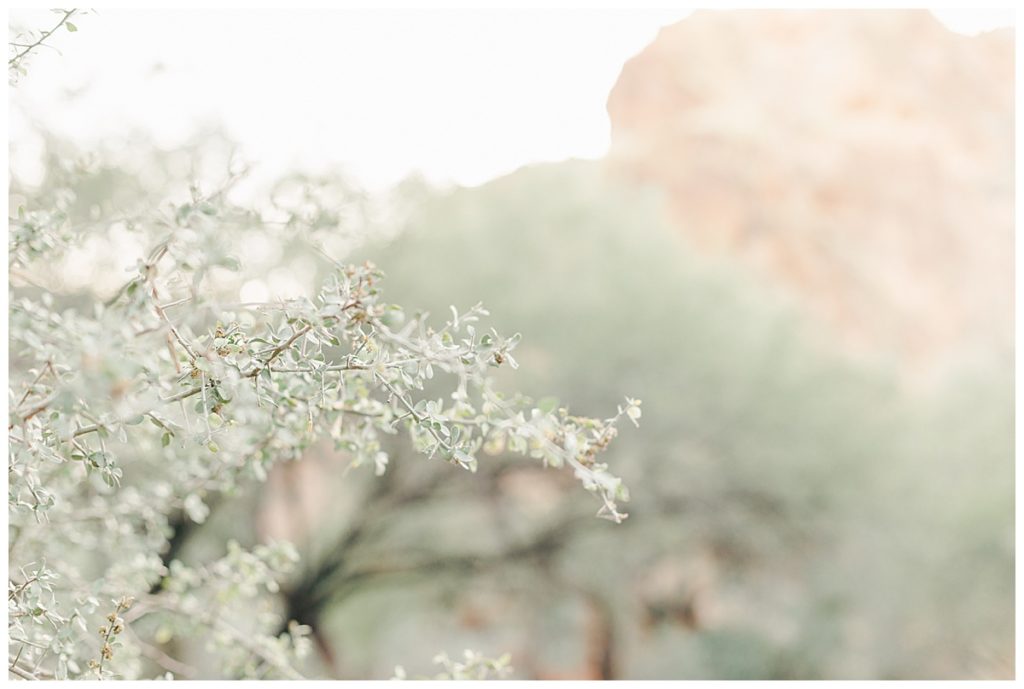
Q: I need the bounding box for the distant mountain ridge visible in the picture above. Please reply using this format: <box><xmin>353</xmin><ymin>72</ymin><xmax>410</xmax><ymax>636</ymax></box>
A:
<box><xmin>606</xmin><ymin>9</ymin><xmax>1014</xmax><ymax>375</ymax></box>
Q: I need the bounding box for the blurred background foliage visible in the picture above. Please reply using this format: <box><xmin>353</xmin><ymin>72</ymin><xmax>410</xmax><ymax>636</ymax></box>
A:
<box><xmin>349</xmin><ymin>159</ymin><xmax>1013</xmax><ymax>679</ymax></box>
<box><xmin>10</xmin><ymin>127</ymin><xmax>1012</xmax><ymax>678</ymax></box>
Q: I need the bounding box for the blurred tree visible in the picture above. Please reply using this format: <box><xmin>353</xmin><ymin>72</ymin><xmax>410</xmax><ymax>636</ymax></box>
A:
<box><xmin>336</xmin><ymin>159</ymin><xmax>1012</xmax><ymax>679</ymax></box>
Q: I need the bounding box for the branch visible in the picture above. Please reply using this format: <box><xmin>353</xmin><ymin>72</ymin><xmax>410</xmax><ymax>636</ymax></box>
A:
<box><xmin>8</xmin><ymin>9</ymin><xmax>78</xmax><ymax>69</ymax></box>
<box><xmin>8</xmin><ymin>661</ymin><xmax>40</xmax><ymax>680</ymax></box>
<box><xmin>161</xmin><ymin>385</ymin><xmax>204</xmax><ymax>404</ymax></box>
<box><xmin>121</xmin><ymin>625</ymin><xmax>197</xmax><ymax>680</ymax></box>
<box><xmin>123</xmin><ymin>597</ymin><xmax>306</xmax><ymax>680</ymax></box>
<box><xmin>245</xmin><ymin>324</ymin><xmax>312</xmax><ymax>378</ymax></box>
<box><xmin>152</xmin><ymin>289</ymin><xmax>199</xmax><ymax>365</ymax></box>
<box><xmin>8</xmin><ymin>393</ymin><xmax>59</xmax><ymax>429</ymax></box>
<box><xmin>14</xmin><ymin>361</ymin><xmax>55</xmax><ymax>409</ymax></box>
<box><xmin>375</xmin><ymin>372</ymin><xmax>453</xmax><ymax>455</ymax></box>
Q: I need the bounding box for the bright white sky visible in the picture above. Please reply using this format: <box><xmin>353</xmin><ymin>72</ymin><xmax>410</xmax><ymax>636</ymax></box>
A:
<box><xmin>8</xmin><ymin>8</ymin><xmax>1016</xmax><ymax>191</ymax></box>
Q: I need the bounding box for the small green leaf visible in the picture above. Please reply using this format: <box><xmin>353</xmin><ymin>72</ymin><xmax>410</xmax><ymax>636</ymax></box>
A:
<box><xmin>453</xmin><ymin>450</ymin><xmax>478</xmax><ymax>473</ymax></box>
<box><xmin>66</xmin><ymin>22</ymin><xmax>78</xmax><ymax>32</ymax></box>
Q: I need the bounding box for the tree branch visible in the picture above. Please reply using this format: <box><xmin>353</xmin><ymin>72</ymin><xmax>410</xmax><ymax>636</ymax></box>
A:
<box><xmin>9</xmin><ymin>9</ymin><xmax>78</xmax><ymax>69</ymax></box>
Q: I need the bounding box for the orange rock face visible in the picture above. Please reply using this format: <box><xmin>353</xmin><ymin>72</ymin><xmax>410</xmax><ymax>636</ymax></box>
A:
<box><xmin>607</xmin><ymin>10</ymin><xmax>1014</xmax><ymax>372</ymax></box>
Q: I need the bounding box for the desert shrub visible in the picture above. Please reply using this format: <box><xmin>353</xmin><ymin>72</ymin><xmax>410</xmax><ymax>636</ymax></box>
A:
<box><xmin>8</xmin><ymin>123</ymin><xmax>641</xmax><ymax>679</ymax></box>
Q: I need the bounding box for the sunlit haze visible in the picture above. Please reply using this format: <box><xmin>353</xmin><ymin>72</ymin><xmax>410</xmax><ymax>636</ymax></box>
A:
<box><xmin>8</xmin><ymin>8</ymin><xmax>1015</xmax><ymax>190</ymax></box>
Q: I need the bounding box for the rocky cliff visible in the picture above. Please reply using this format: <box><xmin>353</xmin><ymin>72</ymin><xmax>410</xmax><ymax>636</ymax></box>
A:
<box><xmin>607</xmin><ymin>10</ymin><xmax>1013</xmax><ymax>373</ymax></box>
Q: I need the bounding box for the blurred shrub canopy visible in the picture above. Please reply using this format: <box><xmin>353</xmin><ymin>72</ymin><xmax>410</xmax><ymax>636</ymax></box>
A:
<box><xmin>352</xmin><ymin>159</ymin><xmax>1013</xmax><ymax>679</ymax></box>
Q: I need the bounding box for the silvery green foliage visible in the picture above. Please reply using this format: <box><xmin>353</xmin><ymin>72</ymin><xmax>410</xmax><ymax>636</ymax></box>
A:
<box><xmin>393</xmin><ymin>650</ymin><xmax>513</xmax><ymax>681</ymax></box>
<box><xmin>8</xmin><ymin>164</ymin><xmax>639</xmax><ymax>678</ymax></box>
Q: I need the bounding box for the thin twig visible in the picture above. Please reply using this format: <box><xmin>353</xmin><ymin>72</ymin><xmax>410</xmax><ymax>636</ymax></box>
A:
<box><xmin>151</xmin><ymin>288</ymin><xmax>198</xmax><ymax>365</ymax></box>
<box><xmin>375</xmin><ymin>372</ymin><xmax>452</xmax><ymax>454</ymax></box>
<box><xmin>162</xmin><ymin>385</ymin><xmax>204</xmax><ymax>404</ymax></box>
<box><xmin>8</xmin><ymin>576</ymin><xmax>38</xmax><ymax>601</ymax></box>
<box><xmin>245</xmin><ymin>324</ymin><xmax>312</xmax><ymax>377</ymax></box>
<box><xmin>15</xmin><ymin>361</ymin><xmax>55</xmax><ymax>409</ymax></box>
<box><xmin>8</xmin><ymin>9</ymin><xmax>77</xmax><ymax>69</ymax></box>
<box><xmin>120</xmin><ymin>626</ymin><xmax>197</xmax><ymax>680</ymax></box>
<box><xmin>8</xmin><ymin>661</ymin><xmax>41</xmax><ymax>680</ymax></box>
